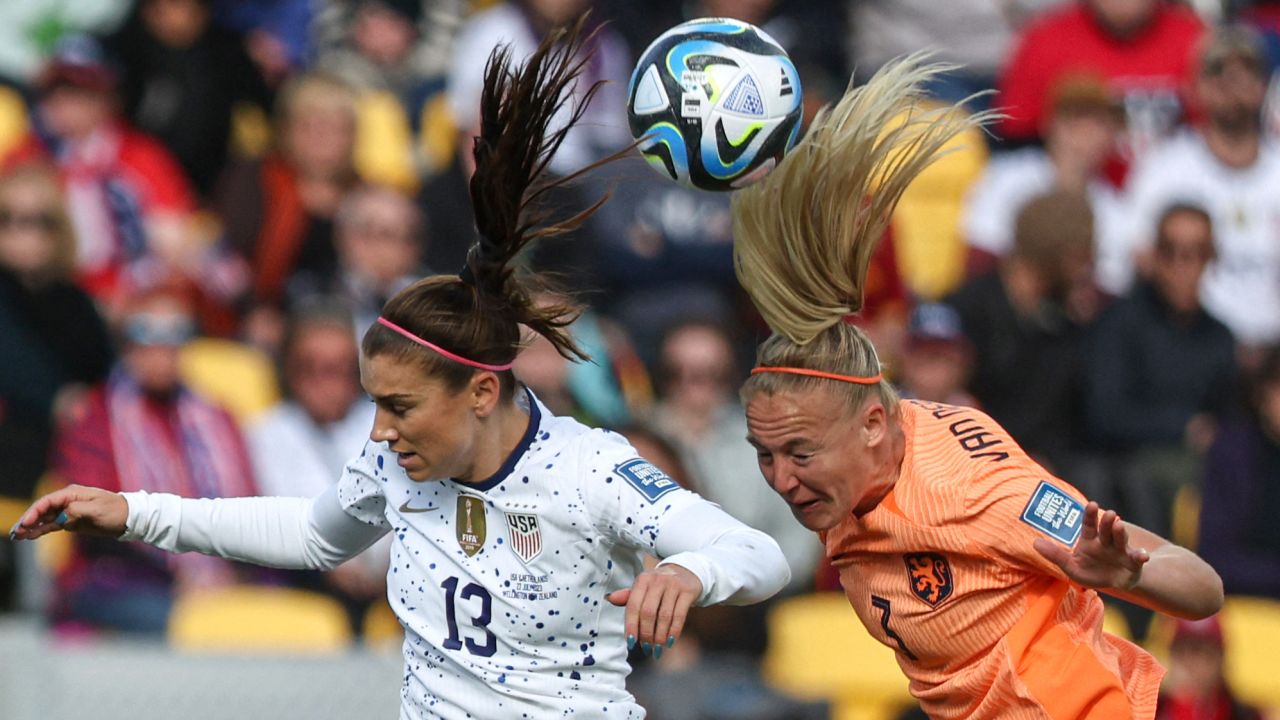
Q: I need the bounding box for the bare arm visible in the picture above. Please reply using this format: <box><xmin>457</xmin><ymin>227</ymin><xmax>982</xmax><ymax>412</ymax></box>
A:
<box><xmin>1034</xmin><ymin>502</ymin><xmax>1223</xmax><ymax>620</ymax></box>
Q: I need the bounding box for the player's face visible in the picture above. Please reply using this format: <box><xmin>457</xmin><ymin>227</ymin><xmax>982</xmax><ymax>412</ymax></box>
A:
<box><xmin>361</xmin><ymin>352</ymin><xmax>485</xmax><ymax>482</ymax></box>
<box><xmin>746</xmin><ymin>387</ymin><xmax>894</xmax><ymax>531</ymax></box>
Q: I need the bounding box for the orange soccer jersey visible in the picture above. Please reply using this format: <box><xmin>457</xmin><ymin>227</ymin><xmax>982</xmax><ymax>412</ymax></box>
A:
<box><xmin>822</xmin><ymin>400</ymin><xmax>1164</xmax><ymax>720</ymax></box>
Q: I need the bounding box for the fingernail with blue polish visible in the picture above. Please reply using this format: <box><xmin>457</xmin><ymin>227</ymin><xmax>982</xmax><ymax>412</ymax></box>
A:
<box><xmin>7</xmin><ymin>522</ymin><xmax>18</xmax><ymax>540</ymax></box>
<box><xmin>626</xmin><ymin>635</ymin><xmax>636</xmax><ymax>650</ymax></box>
<box><xmin>653</xmin><ymin>646</ymin><xmax>663</xmax><ymax>660</ymax></box>
<box><xmin>641</xmin><ymin>642</ymin><xmax>651</xmax><ymax>656</ymax></box>
<box><xmin>55</xmin><ymin>511</ymin><xmax>67</xmax><ymax>526</ymax></box>
<box><xmin>666</xmin><ymin>636</ymin><xmax>675</xmax><ymax>648</ymax></box>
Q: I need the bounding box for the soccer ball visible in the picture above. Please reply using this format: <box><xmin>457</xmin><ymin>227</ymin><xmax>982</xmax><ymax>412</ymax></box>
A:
<box><xmin>626</xmin><ymin>17</ymin><xmax>803</xmax><ymax>192</ymax></box>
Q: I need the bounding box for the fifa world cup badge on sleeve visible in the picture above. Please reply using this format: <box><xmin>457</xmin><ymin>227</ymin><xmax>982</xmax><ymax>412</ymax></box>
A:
<box><xmin>615</xmin><ymin>459</ymin><xmax>680</xmax><ymax>503</ymax></box>
<box><xmin>456</xmin><ymin>494</ymin><xmax>487</xmax><ymax>556</ymax></box>
<box><xmin>1021</xmin><ymin>481</ymin><xmax>1085</xmax><ymax>546</ymax></box>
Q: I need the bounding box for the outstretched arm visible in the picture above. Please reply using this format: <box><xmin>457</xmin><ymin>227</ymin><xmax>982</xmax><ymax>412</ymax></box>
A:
<box><xmin>1034</xmin><ymin>502</ymin><xmax>1223</xmax><ymax>620</ymax></box>
<box><xmin>11</xmin><ymin>484</ymin><xmax>387</xmax><ymax>571</ymax></box>
<box><xmin>606</xmin><ymin>501</ymin><xmax>790</xmax><ymax>657</ymax></box>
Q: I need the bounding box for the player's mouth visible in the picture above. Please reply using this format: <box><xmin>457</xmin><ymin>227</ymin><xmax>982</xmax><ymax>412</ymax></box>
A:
<box><xmin>396</xmin><ymin>451</ymin><xmax>420</xmax><ymax>468</ymax></box>
<box><xmin>793</xmin><ymin>498</ymin><xmax>823</xmax><ymax>514</ymax></box>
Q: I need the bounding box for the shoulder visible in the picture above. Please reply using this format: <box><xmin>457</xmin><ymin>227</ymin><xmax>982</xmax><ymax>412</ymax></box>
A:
<box><xmin>901</xmin><ymin>400</ymin><xmax>1022</xmax><ymax>471</ymax></box>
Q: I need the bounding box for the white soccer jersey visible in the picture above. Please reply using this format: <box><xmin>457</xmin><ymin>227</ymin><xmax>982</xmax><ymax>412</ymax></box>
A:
<box><xmin>335</xmin><ymin>393</ymin><xmax>713</xmax><ymax>719</ymax></box>
<box><xmin>1125</xmin><ymin>131</ymin><xmax>1280</xmax><ymax>345</ymax></box>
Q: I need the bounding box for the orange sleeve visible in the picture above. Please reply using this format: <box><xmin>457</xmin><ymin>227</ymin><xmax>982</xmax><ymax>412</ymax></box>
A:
<box><xmin>964</xmin><ymin>464</ymin><xmax>1090</xmax><ymax>581</ymax></box>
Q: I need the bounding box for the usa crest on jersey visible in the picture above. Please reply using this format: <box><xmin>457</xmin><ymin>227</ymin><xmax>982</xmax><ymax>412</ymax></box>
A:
<box><xmin>505</xmin><ymin>512</ymin><xmax>543</xmax><ymax>563</ymax></box>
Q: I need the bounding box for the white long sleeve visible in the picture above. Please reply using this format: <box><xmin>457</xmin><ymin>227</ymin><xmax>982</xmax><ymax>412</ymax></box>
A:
<box><xmin>120</xmin><ymin>484</ymin><xmax>388</xmax><ymax>571</ymax></box>
<box><xmin>654</xmin><ymin>501</ymin><xmax>791</xmax><ymax>606</ymax></box>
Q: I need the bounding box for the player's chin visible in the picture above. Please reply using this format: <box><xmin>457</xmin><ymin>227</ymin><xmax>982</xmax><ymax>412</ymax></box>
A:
<box><xmin>791</xmin><ymin>499</ymin><xmax>838</xmax><ymax>531</ymax></box>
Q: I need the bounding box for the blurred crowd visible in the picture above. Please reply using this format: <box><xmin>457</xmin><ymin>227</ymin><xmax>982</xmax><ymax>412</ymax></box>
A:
<box><xmin>0</xmin><ymin>0</ymin><xmax>1279</xmax><ymax>718</ymax></box>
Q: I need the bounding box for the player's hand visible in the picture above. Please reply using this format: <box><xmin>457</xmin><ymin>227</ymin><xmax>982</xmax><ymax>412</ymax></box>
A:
<box><xmin>606</xmin><ymin>564</ymin><xmax>702</xmax><ymax>659</ymax></box>
<box><xmin>8</xmin><ymin>485</ymin><xmax>129</xmax><ymax>541</ymax></box>
<box><xmin>1033</xmin><ymin>502</ymin><xmax>1149</xmax><ymax>592</ymax></box>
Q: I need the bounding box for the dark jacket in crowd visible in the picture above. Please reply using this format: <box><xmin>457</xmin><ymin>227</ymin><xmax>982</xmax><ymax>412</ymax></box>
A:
<box><xmin>0</xmin><ymin>268</ymin><xmax>114</xmax><ymax>497</ymax></box>
<box><xmin>1084</xmin><ymin>281</ymin><xmax>1237</xmax><ymax>450</ymax></box>
<box><xmin>945</xmin><ymin>271</ymin><xmax>1087</xmax><ymax>468</ymax></box>
<box><xmin>1198</xmin><ymin>413</ymin><xmax>1280</xmax><ymax>599</ymax></box>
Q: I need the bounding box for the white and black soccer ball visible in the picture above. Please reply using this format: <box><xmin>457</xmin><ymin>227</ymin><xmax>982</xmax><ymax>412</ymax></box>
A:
<box><xmin>626</xmin><ymin>17</ymin><xmax>802</xmax><ymax>192</ymax></box>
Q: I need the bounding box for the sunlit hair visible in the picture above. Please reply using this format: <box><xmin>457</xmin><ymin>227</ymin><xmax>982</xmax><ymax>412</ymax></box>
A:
<box><xmin>362</xmin><ymin>17</ymin><xmax>626</xmax><ymax>400</ymax></box>
<box><xmin>0</xmin><ymin>162</ymin><xmax>76</xmax><ymax>280</ymax></box>
<box><xmin>734</xmin><ymin>55</ymin><xmax>997</xmax><ymax>412</ymax></box>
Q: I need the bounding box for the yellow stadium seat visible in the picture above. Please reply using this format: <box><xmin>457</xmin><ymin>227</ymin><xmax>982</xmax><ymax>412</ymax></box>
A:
<box><xmin>764</xmin><ymin>592</ymin><xmax>914</xmax><ymax>720</ymax></box>
<box><xmin>354</xmin><ymin>90</ymin><xmax>421</xmax><ymax>193</ymax></box>
<box><xmin>179</xmin><ymin>338</ymin><xmax>280</xmax><ymax>424</ymax></box>
<box><xmin>363</xmin><ymin>599</ymin><xmax>403</xmax><ymax>650</ymax></box>
<box><xmin>0</xmin><ymin>85</ymin><xmax>28</xmax><ymax>162</ymax></box>
<box><xmin>168</xmin><ymin>586</ymin><xmax>352</xmax><ymax>653</ymax></box>
<box><xmin>887</xmin><ymin>104</ymin><xmax>988</xmax><ymax>300</ymax></box>
<box><xmin>1220</xmin><ymin>597</ymin><xmax>1280</xmax><ymax>713</ymax></box>
<box><xmin>1102</xmin><ymin>603</ymin><xmax>1132</xmax><ymax>642</ymax></box>
<box><xmin>0</xmin><ymin>495</ymin><xmax>26</xmax><ymax>530</ymax></box>
<box><xmin>1170</xmin><ymin>484</ymin><xmax>1200</xmax><ymax>551</ymax></box>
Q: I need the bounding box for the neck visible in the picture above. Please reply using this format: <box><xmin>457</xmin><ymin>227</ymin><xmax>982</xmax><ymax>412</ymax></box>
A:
<box><xmin>460</xmin><ymin>395</ymin><xmax>531</xmax><ymax>483</ymax></box>
<box><xmin>1204</xmin><ymin>124</ymin><xmax>1260</xmax><ymax>169</ymax></box>
<box><xmin>854</xmin><ymin>414</ymin><xmax>906</xmax><ymax>516</ymax></box>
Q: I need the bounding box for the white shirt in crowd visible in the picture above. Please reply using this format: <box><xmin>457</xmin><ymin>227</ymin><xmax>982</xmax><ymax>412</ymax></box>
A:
<box><xmin>247</xmin><ymin>400</ymin><xmax>374</xmax><ymax>499</ymax></box>
<box><xmin>122</xmin><ymin>391</ymin><xmax>787</xmax><ymax>720</ymax></box>
<box><xmin>962</xmin><ymin>147</ymin><xmax>1133</xmax><ymax>295</ymax></box>
<box><xmin>1125</xmin><ymin>131</ymin><xmax>1280</xmax><ymax>346</ymax></box>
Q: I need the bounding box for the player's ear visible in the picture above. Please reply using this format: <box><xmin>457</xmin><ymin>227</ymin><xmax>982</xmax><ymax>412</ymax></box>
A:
<box><xmin>469</xmin><ymin>371</ymin><xmax>501</xmax><ymax>418</ymax></box>
<box><xmin>860</xmin><ymin>398</ymin><xmax>888</xmax><ymax>448</ymax></box>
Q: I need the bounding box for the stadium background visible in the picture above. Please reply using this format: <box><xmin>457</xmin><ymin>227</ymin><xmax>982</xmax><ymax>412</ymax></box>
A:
<box><xmin>0</xmin><ymin>0</ymin><xmax>1278</xmax><ymax>718</ymax></box>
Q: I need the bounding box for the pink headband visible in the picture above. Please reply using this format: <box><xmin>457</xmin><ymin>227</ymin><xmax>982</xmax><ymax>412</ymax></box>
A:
<box><xmin>375</xmin><ymin>317</ymin><xmax>515</xmax><ymax>372</ymax></box>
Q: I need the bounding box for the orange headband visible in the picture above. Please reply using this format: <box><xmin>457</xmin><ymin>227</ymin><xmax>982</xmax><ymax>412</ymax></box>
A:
<box><xmin>750</xmin><ymin>367</ymin><xmax>883</xmax><ymax>385</ymax></box>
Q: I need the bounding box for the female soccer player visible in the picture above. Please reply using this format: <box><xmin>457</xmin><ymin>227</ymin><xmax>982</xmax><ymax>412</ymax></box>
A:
<box><xmin>11</xmin><ymin>22</ymin><xmax>789</xmax><ymax>719</ymax></box>
<box><xmin>731</xmin><ymin>57</ymin><xmax>1224</xmax><ymax>720</ymax></box>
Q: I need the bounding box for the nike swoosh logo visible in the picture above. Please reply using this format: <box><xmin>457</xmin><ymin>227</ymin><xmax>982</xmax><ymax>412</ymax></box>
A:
<box><xmin>714</xmin><ymin>118</ymin><xmax>761</xmax><ymax>166</ymax></box>
<box><xmin>399</xmin><ymin>501</ymin><xmax>443</xmax><ymax>514</ymax></box>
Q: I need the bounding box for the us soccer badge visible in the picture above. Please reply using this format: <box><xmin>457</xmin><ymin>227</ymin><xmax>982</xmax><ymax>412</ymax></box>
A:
<box><xmin>505</xmin><ymin>512</ymin><xmax>543</xmax><ymax>564</ymax></box>
<box><xmin>456</xmin><ymin>494</ymin><xmax>487</xmax><ymax>556</ymax></box>
<box><xmin>904</xmin><ymin>552</ymin><xmax>954</xmax><ymax>608</ymax></box>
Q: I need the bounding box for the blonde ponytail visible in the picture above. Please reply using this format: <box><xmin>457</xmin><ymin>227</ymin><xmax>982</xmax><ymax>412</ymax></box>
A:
<box><xmin>733</xmin><ymin>54</ymin><xmax>998</xmax><ymax>346</ymax></box>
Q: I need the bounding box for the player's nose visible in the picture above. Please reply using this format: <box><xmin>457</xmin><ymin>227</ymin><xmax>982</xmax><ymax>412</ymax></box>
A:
<box><xmin>763</xmin><ymin>462</ymin><xmax>800</xmax><ymax>497</ymax></box>
<box><xmin>370</xmin><ymin>408</ymin><xmax>399</xmax><ymax>443</ymax></box>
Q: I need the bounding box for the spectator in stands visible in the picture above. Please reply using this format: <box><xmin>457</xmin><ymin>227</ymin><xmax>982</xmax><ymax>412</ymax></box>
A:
<box><xmin>0</xmin><ymin>1</ymin><xmax>130</xmax><ymax>85</ymax></box>
<box><xmin>216</xmin><ymin>73</ymin><xmax>360</xmax><ymax>351</ymax></box>
<box><xmin>1155</xmin><ymin>616</ymin><xmax>1263</xmax><ymax>720</ymax></box>
<box><xmin>246</xmin><ymin>300</ymin><xmax>385</xmax><ymax>631</ymax></box>
<box><xmin>946</xmin><ymin>191</ymin><xmax>1104</xmax><ymax>484</ymax></box>
<box><xmin>1125</xmin><ymin>26</ymin><xmax>1280</xmax><ymax>355</ymax></box>
<box><xmin>313</xmin><ymin>0</ymin><xmax>468</xmax><ymax>185</ymax></box>
<box><xmin>106</xmin><ymin>0</ymin><xmax>273</xmax><ymax>198</ymax></box>
<box><xmin>1198</xmin><ymin>346</ymin><xmax>1280</xmax><ymax>600</ymax></box>
<box><xmin>584</xmin><ymin>155</ymin><xmax>739</xmax><ymax>366</ymax></box>
<box><xmin>649</xmin><ymin>320</ymin><xmax>820</xmax><ymax>591</ymax></box>
<box><xmin>896</xmin><ymin>302</ymin><xmax>977</xmax><ymax>408</ymax></box>
<box><xmin>1084</xmin><ymin>204</ymin><xmax>1236</xmax><ymax>540</ymax></box>
<box><xmin>848</xmin><ymin>0</ymin><xmax>1062</xmax><ymax>107</ymax></box>
<box><xmin>50</xmin><ymin>286</ymin><xmax>259</xmax><ymax>633</ymax></box>
<box><xmin>0</xmin><ymin>163</ymin><xmax>113</xmax><ymax>502</ymax></box>
<box><xmin>210</xmin><ymin>0</ymin><xmax>311</xmax><ymax>86</ymax></box>
<box><xmin>512</xmin><ymin>291</ymin><xmax>645</xmax><ymax>428</ymax></box>
<box><xmin>316</xmin><ymin>184</ymin><xmax>426</xmax><ymax>335</ymax></box>
<box><xmin>448</xmin><ymin>0</ymin><xmax>630</xmax><ymax>175</ymax></box>
<box><xmin>965</xmin><ymin>75</ymin><xmax>1133</xmax><ymax>294</ymax></box>
<box><xmin>996</xmin><ymin>0</ymin><xmax>1205</xmax><ymax>153</ymax></box>
<box><xmin>8</xmin><ymin>34</ymin><xmax>198</xmax><ymax>310</ymax></box>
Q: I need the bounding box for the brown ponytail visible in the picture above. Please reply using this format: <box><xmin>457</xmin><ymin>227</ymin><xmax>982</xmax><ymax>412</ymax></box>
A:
<box><xmin>363</xmin><ymin>15</ymin><xmax>623</xmax><ymax>397</ymax></box>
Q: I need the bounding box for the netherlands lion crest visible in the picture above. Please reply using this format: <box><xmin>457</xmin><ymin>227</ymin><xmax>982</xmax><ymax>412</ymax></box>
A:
<box><xmin>904</xmin><ymin>552</ymin><xmax>954</xmax><ymax>608</ymax></box>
